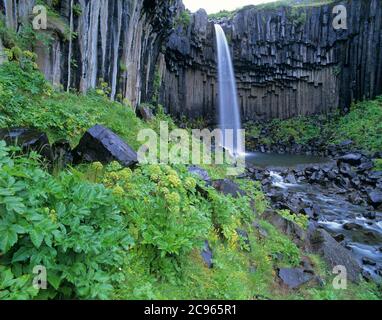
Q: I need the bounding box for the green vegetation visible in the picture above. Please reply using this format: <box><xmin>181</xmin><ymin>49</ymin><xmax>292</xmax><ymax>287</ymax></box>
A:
<box><xmin>374</xmin><ymin>159</ymin><xmax>382</xmax><ymax>171</ymax></box>
<box><xmin>174</xmin><ymin>11</ymin><xmax>191</xmax><ymax>29</ymax></box>
<box><xmin>246</xmin><ymin>96</ymin><xmax>382</xmax><ymax>153</ymax></box>
<box><xmin>278</xmin><ymin>210</ymin><xmax>309</xmax><ymax>230</ymax></box>
<box><xmin>0</xmin><ymin>40</ymin><xmax>380</xmax><ymax>300</ymax></box>
<box><xmin>208</xmin><ymin>10</ymin><xmax>238</xmax><ymax>20</ymax></box>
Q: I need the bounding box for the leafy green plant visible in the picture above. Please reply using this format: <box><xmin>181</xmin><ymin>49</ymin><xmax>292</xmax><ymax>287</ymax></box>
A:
<box><xmin>278</xmin><ymin>209</ymin><xmax>309</xmax><ymax>230</ymax></box>
<box><xmin>0</xmin><ymin>142</ymin><xmax>131</xmax><ymax>299</ymax></box>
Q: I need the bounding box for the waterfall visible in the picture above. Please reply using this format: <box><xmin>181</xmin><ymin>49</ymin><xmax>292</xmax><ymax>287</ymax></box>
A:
<box><xmin>214</xmin><ymin>24</ymin><xmax>244</xmax><ymax>157</ymax></box>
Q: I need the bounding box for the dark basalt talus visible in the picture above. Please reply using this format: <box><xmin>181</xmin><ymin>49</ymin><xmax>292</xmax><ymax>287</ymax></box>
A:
<box><xmin>73</xmin><ymin>125</ymin><xmax>138</xmax><ymax>167</ymax></box>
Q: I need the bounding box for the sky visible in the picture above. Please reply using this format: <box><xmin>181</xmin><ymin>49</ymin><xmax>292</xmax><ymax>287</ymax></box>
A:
<box><xmin>182</xmin><ymin>0</ymin><xmax>276</xmax><ymax>14</ymax></box>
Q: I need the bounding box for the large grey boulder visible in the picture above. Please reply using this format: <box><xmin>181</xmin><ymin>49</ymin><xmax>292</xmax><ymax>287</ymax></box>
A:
<box><xmin>212</xmin><ymin>179</ymin><xmax>246</xmax><ymax>198</ymax></box>
<box><xmin>278</xmin><ymin>268</ymin><xmax>315</xmax><ymax>289</ymax></box>
<box><xmin>262</xmin><ymin>210</ymin><xmax>309</xmax><ymax>250</ymax></box>
<box><xmin>73</xmin><ymin>125</ymin><xmax>137</xmax><ymax>167</ymax></box>
<box><xmin>309</xmin><ymin>229</ymin><xmax>361</xmax><ymax>283</ymax></box>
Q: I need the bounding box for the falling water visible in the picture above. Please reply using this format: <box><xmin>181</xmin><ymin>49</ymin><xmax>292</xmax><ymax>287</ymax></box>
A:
<box><xmin>214</xmin><ymin>24</ymin><xmax>244</xmax><ymax>156</ymax></box>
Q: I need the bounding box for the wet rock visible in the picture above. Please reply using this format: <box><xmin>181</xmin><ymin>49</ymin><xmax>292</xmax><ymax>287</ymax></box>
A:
<box><xmin>333</xmin><ymin>234</ymin><xmax>345</xmax><ymax>242</ymax></box>
<box><xmin>367</xmin><ymin>191</ymin><xmax>382</xmax><ymax>208</ymax></box>
<box><xmin>357</xmin><ymin>161</ymin><xmax>374</xmax><ymax>173</ymax></box>
<box><xmin>278</xmin><ymin>268</ymin><xmax>314</xmax><ymax>289</ymax></box>
<box><xmin>362</xmin><ymin>212</ymin><xmax>376</xmax><ymax>220</ymax></box>
<box><xmin>339</xmin><ymin>140</ymin><xmax>354</xmax><ymax>148</ymax></box>
<box><xmin>285</xmin><ymin>173</ymin><xmax>297</xmax><ymax>184</ymax></box>
<box><xmin>236</xmin><ymin>229</ymin><xmax>251</xmax><ymax>250</ymax></box>
<box><xmin>362</xmin><ymin>270</ymin><xmax>374</xmax><ymax>282</ymax></box>
<box><xmin>309</xmin><ymin>229</ymin><xmax>361</xmax><ymax>283</ymax></box>
<box><xmin>138</xmin><ymin>105</ymin><xmax>154</xmax><ymax>121</ymax></box>
<box><xmin>338</xmin><ymin>153</ymin><xmax>363</xmax><ymax>166</ymax></box>
<box><xmin>263</xmin><ymin>210</ymin><xmax>308</xmax><ymax>249</ymax></box>
<box><xmin>73</xmin><ymin>125</ymin><xmax>138</xmax><ymax>167</ymax></box>
<box><xmin>212</xmin><ymin>179</ymin><xmax>246</xmax><ymax>198</ymax></box>
<box><xmin>362</xmin><ymin>257</ymin><xmax>377</xmax><ymax>266</ymax></box>
<box><xmin>201</xmin><ymin>240</ymin><xmax>213</xmax><ymax>269</ymax></box>
<box><xmin>343</xmin><ymin>223</ymin><xmax>363</xmax><ymax>231</ymax></box>
<box><xmin>0</xmin><ymin>128</ymin><xmax>52</xmax><ymax>160</ymax></box>
<box><xmin>252</xmin><ymin>221</ymin><xmax>269</xmax><ymax>238</ymax></box>
<box><xmin>188</xmin><ymin>165</ymin><xmax>211</xmax><ymax>182</ymax></box>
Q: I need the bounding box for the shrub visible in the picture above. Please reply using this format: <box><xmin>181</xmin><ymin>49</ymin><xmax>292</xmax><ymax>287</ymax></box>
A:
<box><xmin>0</xmin><ymin>142</ymin><xmax>131</xmax><ymax>299</ymax></box>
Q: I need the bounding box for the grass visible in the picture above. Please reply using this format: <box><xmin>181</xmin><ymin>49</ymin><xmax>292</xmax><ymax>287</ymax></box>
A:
<box><xmin>0</xmin><ymin>47</ymin><xmax>380</xmax><ymax>300</ymax></box>
<box><xmin>246</xmin><ymin>96</ymin><xmax>382</xmax><ymax>153</ymax></box>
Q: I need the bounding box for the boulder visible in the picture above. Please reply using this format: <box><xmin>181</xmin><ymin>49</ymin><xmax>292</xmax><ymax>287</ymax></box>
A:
<box><xmin>201</xmin><ymin>240</ymin><xmax>213</xmax><ymax>269</ymax></box>
<box><xmin>367</xmin><ymin>191</ymin><xmax>382</xmax><ymax>208</ymax></box>
<box><xmin>73</xmin><ymin>125</ymin><xmax>138</xmax><ymax>167</ymax></box>
<box><xmin>278</xmin><ymin>268</ymin><xmax>314</xmax><ymax>289</ymax></box>
<box><xmin>138</xmin><ymin>105</ymin><xmax>154</xmax><ymax>121</ymax></box>
<box><xmin>188</xmin><ymin>165</ymin><xmax>211</xmax><ymax>182</ymax></box>
<box><xmin>212</xmin><ymin>179</ymin><xmax>246</xmax><ymax>198</ymax></box>
<box><xmin>338</xmin><ymin>153</ymin><xmax>363</xmax><ymax>166</ymax></box>
<box><xmin>236</xmin><ymin>229</ymin><xmax>251</xmax><ymax>250</ymax></box>
<box><xmin>0</xmin><ymin>128</ymin><xmax>52</xmax><ymax>160</ymax></box>
<box><xmin>262</xmin><ymin>210</ymin><xmax>308</xmax><ymax>249</ymax></box>
<box><xmin>309</xmin><ymin>229</ymin><xmax>361</xmax><ymax>282</ymax></box>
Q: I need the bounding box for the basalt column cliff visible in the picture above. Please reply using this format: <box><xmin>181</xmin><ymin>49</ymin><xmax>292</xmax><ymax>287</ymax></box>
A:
<box><xmin>161</xmin><ymin>0</ymin><xmax>382</xmax><ymax>123</ymax></box>
<box><xmin>1</xmin><ymin>0</ymin><xmax>381</xmax><ymax>123</ymax></box>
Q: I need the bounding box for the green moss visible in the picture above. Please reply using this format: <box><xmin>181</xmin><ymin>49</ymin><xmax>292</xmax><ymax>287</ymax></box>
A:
<box><xmin>246</xmin><ymin>96</ymin><xmax>382</xmax><ymax>153</ymax></box>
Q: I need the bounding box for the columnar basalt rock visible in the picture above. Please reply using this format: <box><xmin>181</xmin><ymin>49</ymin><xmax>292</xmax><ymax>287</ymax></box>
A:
<box><xmin>1</xmin><ymin>0</ymin><xmax>381</xmax><ymax>123</ymax></box>
<box><xmin>0</xmin><ymin>0</ymin><xmax>182</xmax><ymax>106</ymax></box>
<box><xmin>161</xmin><ymin>0</ymin><xmax>382</xmax><ymax>123</ymax></box>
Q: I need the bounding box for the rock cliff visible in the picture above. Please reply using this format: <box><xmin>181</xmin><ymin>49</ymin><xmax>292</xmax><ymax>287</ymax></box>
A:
<box><xmin>0</xmin><ymin>0</ymin><xmax>182</xmax><ymax>107</ymax></box>
<box><xmin>161</xmin><ymin>0</ymin><xmax>382</xmax><ymax>123</ymax></box>
<box><xmin>1</xmin><ymin>0</ymin><xmax>381</xmax><ymax>124</ymax></box>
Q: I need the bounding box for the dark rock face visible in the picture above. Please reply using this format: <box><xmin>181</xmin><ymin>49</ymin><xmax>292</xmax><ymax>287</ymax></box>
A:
<box><xmin>278</xmin><ymin>268</ymin><xmax>314</xmax><ymax>289</ymax></box>
<box><xmin>1</xmin><ymin>0</ymin><xmax>183</xmax><ymax>107</ymax></box>
<box><xmin>262</xmin><ymin>210</ymin><xmax>308</xmax><ymax>250</ymax></box>
<box><xmin>212</xmin><ymin>179</ymin><xmax>246</xmax><ymax>198</ymax></box>
<box><xmin>201</xmin><ymin>240</ymin><xmax>213</xmax><ymax>268</ymax></box>
<box><xmin>367</xmin><ymin>191</ymin><xmax>382</xmax><ymax>208</ymax></box>
<box><xmin>188</xmin><ymin>165</ymin><xmax>211</xmax><ymax>182</ymax></box>
<box><xmin>138</xmin><ymin>105</ymin><xmax>155</xmax><ymax>121</ymax></box>
<box><xmin>338</xmin><ymin>153</ymin><xmax>363</xmax><ymax>166</ymax></box>
<box><xmin>161</xmin><ymin>0</ymin><xmax>382</xmax><ymax>123</ymax></box>
<box><xmin>0</xmin><ymin>128</ymin><xmax>52</xmax><ymax>160</ymax></box>
<box><xmin>309</xmin><ymin>229</ymin><xmax>361</xmax><ymax>283</ymax></box>
<box><xmin>73</xmin><ymin>125</ymin><xmax>138</xmax><ymax>167</ymax></box>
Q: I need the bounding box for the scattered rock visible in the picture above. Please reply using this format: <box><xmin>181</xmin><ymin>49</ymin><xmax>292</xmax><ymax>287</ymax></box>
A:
<box><xmin>362</xmin><ymin>257</ymin><xmax>376</xmax><ymax>266</ymax></box>
<box><xmin>278</xmin><ymin>268</ymin><xmax>314</xmax><ymax>289</ymax></box>
<box><xmin>333</xmin><ymin>234</ymin><xmax>345</xmax><ymax>242</ymax></box>
<box><xmin>138</xmin><ymin>105</ymin><xmax>154</xmax><ymax>121</ymax></box>
<box><xmin>367</xmin><ymin>191</ymin><xmax>382</xmax><ymax>208</ymax></box>
<box><xmin>343</xmin><ymin>223</ymin><xmax>363</xmax><ymax>231</ymax></box>
<box><xmin>201</xmin><ymin>240</ymin><xmax>213</xmax><ymax>269</ymax></box>
<box><xmin>188</xmin><ymin>165</ymin><xmax>211</xmax><ymax>182</ymax></box>
<box><xmin>362</xmin><ymin>212</ymin><xmax>376</xmax><ymax>220</ymax></box>
<box><xmin>309</xmin><ymin>229</ymin><xmax>361</xmax><ymax>283</ymax></box>
<box><xmin>212</xmin><ymin>179</ymin><xmax>246</xmax><ymax>198</ymax></box>
<box><xmin>338</xmin><ymin>153</ymin><xmax>363</xmax><ymax>166</ymax></box>
<box><xmin>73</xmin><ymin>125</ymin><xmax>138</xmax><ymax>167</ymax></box>
<box><xmin>236</xmin><ymin>229</ymin><xmax>251</xmax><ymax>250</ymax></box>
<box><xmin>262</xmin><ymin>210</ymin><xmax>308</xmax><ymax>249</ymax></box>
<box><xmin>0</xmin><ymin>128</ymin><xmax>52</xmax><ymax>160</ymax></box>
<box><xmin>252</xmin><ymin>221</ymin><xmax>269</xmax><ymax>238</ymax></box>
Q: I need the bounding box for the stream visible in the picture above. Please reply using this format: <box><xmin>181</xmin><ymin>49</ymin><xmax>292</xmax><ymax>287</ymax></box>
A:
<box><xmin>247</xmin><ymin>152</ymin><xmax>382</xmax><ymax>282</ymax></box>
